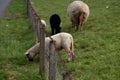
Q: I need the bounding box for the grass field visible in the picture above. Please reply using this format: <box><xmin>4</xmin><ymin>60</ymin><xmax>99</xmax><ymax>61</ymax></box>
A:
<box><xmin>0</xmin><ymin>0</ymin><xmax>120</xmax><ymax>80</ymax></box>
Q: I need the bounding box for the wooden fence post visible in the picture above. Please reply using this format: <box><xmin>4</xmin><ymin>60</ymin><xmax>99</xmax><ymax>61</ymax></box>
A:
<box><xmin>25</xmin><ymin>0</ymin><xmax>28</xmax><ymax>15</ymax></box>
<box><xmin>38</xmin><ymin>20</ymin><xmax>45</xmax><ymax>75</ymax></box>
<box><xmin>28</xmin><ymin>5</ymin><xmax>32</xmax><ymax>28</ymax></box>
<box><xmin>49</xmin><ymin>41</ymin><xmax>57</xmax><ymax>80</ymax></box>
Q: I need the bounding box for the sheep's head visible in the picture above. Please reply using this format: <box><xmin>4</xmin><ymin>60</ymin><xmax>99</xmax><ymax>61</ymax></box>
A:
<box><xmin>25</xmin><ymin>51</ymin><xmax>34</xmax><ymax>61</ymax></box>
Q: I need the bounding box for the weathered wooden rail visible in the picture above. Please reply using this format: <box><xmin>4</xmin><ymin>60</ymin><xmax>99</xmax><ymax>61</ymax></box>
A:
<box><xmin>25</xmin><ymin>0</ymin><xmax>45</xmax><ymax>76</ymax></box>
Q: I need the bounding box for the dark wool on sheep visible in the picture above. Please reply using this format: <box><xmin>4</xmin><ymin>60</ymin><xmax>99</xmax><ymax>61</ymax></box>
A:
<box><xmin>50</xmin><ymin>14</ymin><xmax>61</xmax><ymax>35</ymax></box>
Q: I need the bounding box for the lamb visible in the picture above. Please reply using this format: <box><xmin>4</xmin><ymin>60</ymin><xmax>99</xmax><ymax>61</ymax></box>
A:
<box><xmin>67</xmin><ymin>0</ymin><xmax>90</xmax><ymax>31</ymax></box>
<box><xmin>25</xmin><ymin>32</ymin><xmax>74</xmax><ymax>61</ymax></box>
<box><xmin>49</xmin><ymin>14</ymin><xmax>61</xmax><ymax>35</ymax></box>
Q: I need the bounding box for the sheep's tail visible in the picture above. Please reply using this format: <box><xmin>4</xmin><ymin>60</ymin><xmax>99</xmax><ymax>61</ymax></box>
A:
<box><xmin>79</xmin><ymin>11</ymin><xmax>86</xmax><ymax>31</ymax></box>
<box><xmin>72</xmin><ymin>10</ymin><xmax>82</xmax><ymax>30</ymax></box>
<box><xmin>70</xmin><ymin>36</ymin><xmax>74</xmax><ymax>57</ymax></box>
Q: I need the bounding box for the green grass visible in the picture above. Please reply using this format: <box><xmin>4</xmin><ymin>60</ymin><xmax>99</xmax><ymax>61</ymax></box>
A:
<box><xmin>0</xmin><ymin>0</ymin><xmax>120</xmax><ymax>80</ymax></box>
<box><xmin>0</xmin><ymin>0</ymin><xmax>41</xmax><ymax>80</ymax></box>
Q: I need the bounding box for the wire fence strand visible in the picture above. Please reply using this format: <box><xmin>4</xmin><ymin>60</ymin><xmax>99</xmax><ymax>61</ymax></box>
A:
<box><xmin>25</xmin><ymin>0</ymin><xmax>72</xmax><ymax>80</ymax></box>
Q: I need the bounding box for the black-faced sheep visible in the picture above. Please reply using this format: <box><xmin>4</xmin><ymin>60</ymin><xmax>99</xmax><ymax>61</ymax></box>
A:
<box><xmin>25</xmin><ymin>32</ymin><xmax>74</xmax><ymax>61</ymax></box>
<box><xmin>25</xmin><ymin>43</ymin><xmax>40</xmax><ymax>61</ymax></box>
<box><xmin>49</xmin><ymin>14</ymin><xmax>61</xmax><ymax>35</ymax></box>
<box><xmin>67</xmin><ymin>0</ymin><xmax>90</xmax><ymax>31</ymax></box>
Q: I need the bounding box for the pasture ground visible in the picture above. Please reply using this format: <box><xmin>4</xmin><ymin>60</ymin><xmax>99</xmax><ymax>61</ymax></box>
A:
<box><xmin>0</xmin><ymin>0</ymin><xmax>120</xmax><ymax>80</ymax></box>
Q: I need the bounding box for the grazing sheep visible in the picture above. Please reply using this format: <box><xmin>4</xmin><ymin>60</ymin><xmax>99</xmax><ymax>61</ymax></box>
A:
<box><xmin>49</xmin><ymin>14</ymin><xmax>61</xmax><ymax>35</ymax></box>
<box><xmin>25</xmin><ymin>43</ymin><xmax>40</xmax><ymax>61</ymax></box>
<box><xmin>67</xmin><ymin>0</ymin><xmax>90</xmax><ymax>31</ymax></box>
<box><xmin>25</xmin><ymin>32</ymin><xmax>74</xmax><ymax>61</ymax></box>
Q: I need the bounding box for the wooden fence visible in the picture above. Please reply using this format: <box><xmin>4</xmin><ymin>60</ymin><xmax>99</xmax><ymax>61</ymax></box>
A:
<box><xmin>25</xmin><ymin>0</ymin><xmax>45</xmax><ymax>75</ymax></box>
<box><xmin>25</xmin><ymin>0</ymin><xmax>72</xmax><ymax>80</ymax></box>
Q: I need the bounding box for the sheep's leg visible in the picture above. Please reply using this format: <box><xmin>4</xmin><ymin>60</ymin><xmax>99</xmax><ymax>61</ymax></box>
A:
<box><xmin>72</xmin><ymin>21</ymin><xmax>74</xmax><ymax>28</ymax></box>
<box><xmin>71</xmin><ymin>51</ymin><xmax>75</xmax><ymax>61</ymax></box>
<box><xmin>74</xmin><ymin>17</ymin><xmax>80</xmax><ymax>31</ymax></box>
<box><xmin>64</xmin><ymin>48</ymin><xmax>73</xmax><ymax>61</ymax></box>
<box><xmin>80</xmin><ymin>26</ymin><xmax>83</xmax><ymax>31</ymax></box>
<box><xmin>75</xmin><ymin>26</ymin><xmax>79</xmax><ymax>31</ymax></box>
<box><xmin>79</xmin><ymin>14</ymin><xmax>84</xmax><ymax>31</ymax></box>
<box><xmin>79</xmin><ymin>20</ymin><xmax>83</xmax><ymax>31</ymax></box>
<box><xmin>68</xmin><ymin>53</ymin><xmax>72</xmax><ymax>61</ymax></box>
<box><xmin>73</xmin><ymin>22</ymin><xmax>77</xmax><ymax>31</ymax></box>
<box><xmin>70</xmin><ymin>18</ymin><xmax>73</xmax><ymax>27</ymax></box>
<box><xmin>55</xmin><ymin>27</ymin><xmax>61</xmax><ymax>34</ymax></box>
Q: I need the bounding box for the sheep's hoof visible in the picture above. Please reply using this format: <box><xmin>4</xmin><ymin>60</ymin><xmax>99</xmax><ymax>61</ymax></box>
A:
<box><xmin>74</xmin><ymin>26</ymin><xmax>78</xmax><ymax>31</ymax></box>
<box><xmin>68</xmin><ymin>57</ymin><xmax>72</xmax><ymax>62</ymax></box>
<box><xmin>75</xmin><ymin>29</ymin><xmax>78</xmax><ymax>32</ymax></box>
<box><xmin>80</xmin><ymin>27</ymin><xmax>83</xmax><ymax>31</ymax></box>
<box><xmin>71</xmin><ymin>56</ymin><xmax>75</xmax><ymax>61</ymax></box>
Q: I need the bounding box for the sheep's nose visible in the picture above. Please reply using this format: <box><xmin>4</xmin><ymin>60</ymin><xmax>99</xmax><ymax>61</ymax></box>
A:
<box><xmin>29</xmin><ymin>59</ymin><xmax>33</xmax><ymax>61</ymax></box>
<box><xmin>26</xmin><ymin>54</ymin><xmax>29</xmax><ymax>57</ymax></box>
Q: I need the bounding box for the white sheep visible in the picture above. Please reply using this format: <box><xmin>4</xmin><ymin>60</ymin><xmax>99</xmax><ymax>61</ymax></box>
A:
<box><xmin>67</xmin><ymin>0</ymin><xmax>90</xmax><ymax>31</ymax></box>
<box><xmin>25</xmin><ymin>32</ymin><xmax>75</xmax><ymax>61</ymax></box>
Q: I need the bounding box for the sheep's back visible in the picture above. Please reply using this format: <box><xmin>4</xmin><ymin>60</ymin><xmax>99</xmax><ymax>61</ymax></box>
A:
<box><xmin>46</xmin><ymin>32</ymin><xmax>72</xmax><ymax>50</ymax></box>
<box><xmin>67</xmin><ymin>1</ymin><xmax>89</xmax><ymax>18</ymax></box>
